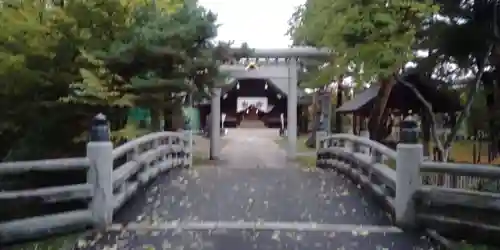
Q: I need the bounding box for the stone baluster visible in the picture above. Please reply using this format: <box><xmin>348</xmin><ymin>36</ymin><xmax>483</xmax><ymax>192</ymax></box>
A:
<box><xmin>395</xmin><ymin>119</ymin><xmax>422</xmax><ymax>229</ymax></box>
<box><xmin>87</xmin><ymin>113</ymin><xmax>113</xmax><ymax>229</ymax></box>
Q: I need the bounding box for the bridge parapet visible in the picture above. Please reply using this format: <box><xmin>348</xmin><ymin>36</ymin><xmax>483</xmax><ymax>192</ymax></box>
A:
<box><xmin>316</xmin><ymin>133</ymin><xmax>500</xmax><ymax>246</ymax></box>
<box><xmin>0</xmin><ymin>114</ymin><xmax>191</xmax><ymax>244</ymax></box>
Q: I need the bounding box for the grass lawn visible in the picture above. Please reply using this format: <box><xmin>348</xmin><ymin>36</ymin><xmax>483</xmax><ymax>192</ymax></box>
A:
<box><xmin>370</xmin><ymin>141</ymin><xmax>499</xmax><ymax>168</ymax></box>
<box><xmin>276</xmin><ymin>135</ymin><xmax>500</xmax><ymax>169</ymax></box>
<box><xmin>277</xmin><ymin>135</ymin><xmax>500</xmax><ymax>164</ymax></box>
<box><xmin>275</xmin><ymin>135</ymin><xmax>318</xmax><ymax>169</ymax></box>
<box><xmin>275</xmin><ymin>135</ymin><xmax>313</xmax><ymax>153</ymax></box>
<box><xmin>434</xmin><ymin>140</ymin><xmax>500</xmax><ymax>164</ymax></box>
<box><xmin>295</xmin><ymin>155</ymin><xmax>317</xmax><ymax>170</ymax></box>
<box><xmin>192</xmin><ymin>155</ymin><xmax>218</xmax><ymax>166</ymax></box>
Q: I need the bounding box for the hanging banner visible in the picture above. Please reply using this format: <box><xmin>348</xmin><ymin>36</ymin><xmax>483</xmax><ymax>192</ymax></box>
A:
<box><xmin>237</xmin><ymin>97</ymin><xmax>268</xmax><ymax>112</ymax></box>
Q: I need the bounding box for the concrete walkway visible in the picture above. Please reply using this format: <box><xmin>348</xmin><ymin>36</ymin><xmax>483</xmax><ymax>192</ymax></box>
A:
<box><xmin>74</xmin><ymin>129</ymin><xmax>437</xmax><ymax>250</ymax></box>
<box><xmin>220</xmin><ymin>128</ymin><xmax>288</xmax><ymax>168</ymax></box>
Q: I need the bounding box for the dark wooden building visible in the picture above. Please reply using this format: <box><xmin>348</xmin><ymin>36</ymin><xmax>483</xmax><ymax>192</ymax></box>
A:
<box><xmin>336</xmin><ymin>72</ymin><xmax>462</xmax><ymax>151</ymax></box>
<box><xmin>197</xmin><ymin>78</ymin><xmax>312</xmax><ymax>131</ymax></box>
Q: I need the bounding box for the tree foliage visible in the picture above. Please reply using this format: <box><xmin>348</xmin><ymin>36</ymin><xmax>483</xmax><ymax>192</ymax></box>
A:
<box><xmin>290</xmin><ymin>0</ymin><xmax>440</xmax><ymax>145</ymax></box>
<box><xmin>0</xmin><ymin>0</ymin><xmax>246</xmax><ymax>160</ymax></box>
<box><xmin>290</xmin><ymin>0</ymin><xmax>500</xmax><ymax>162</ymax></box>
<box><xmin>290</xmin><ymin>0</ymin><xmax>438</xmax><ymax>83</ymax></box>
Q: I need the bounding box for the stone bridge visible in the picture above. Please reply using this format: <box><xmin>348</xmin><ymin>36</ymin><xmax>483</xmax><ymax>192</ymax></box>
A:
<box><xmin>1</xmin><ymin>118</ymin><xmax>500</xmax><ymax>249</ymax></box>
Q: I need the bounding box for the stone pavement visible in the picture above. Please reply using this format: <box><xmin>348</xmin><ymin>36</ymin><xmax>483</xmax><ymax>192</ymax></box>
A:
<box><xmin>219</xmin><ymin>128</ymin><xmax>288</xmax><ymax>168</ymax></box>
<box><xmin>75</xmin><ymin>129</ymin><xmax>438</xmax><ymax>250</ymax></box>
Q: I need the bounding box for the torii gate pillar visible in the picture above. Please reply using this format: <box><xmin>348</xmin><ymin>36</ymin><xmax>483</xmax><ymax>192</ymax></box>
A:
<box><xmin>209</xmin><ymin>88</ymin><xmax>221</xmax><ymax>160</ymax></box>
<box><xmin>287</xmin><ymin>58</ymin><xmax>298</xmax><ymax>159</ymax></box>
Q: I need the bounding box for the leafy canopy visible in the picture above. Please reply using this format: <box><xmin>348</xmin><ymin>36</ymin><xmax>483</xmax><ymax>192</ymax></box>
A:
<box><xmin>290</xmin><ymin>0</ymin><xmax>438</xmax><ymax>83</ymax></box>
<box><xmin>0</xmin><ymin>0</ymin><xmax>248</xmax><ymax>159</ymax></box>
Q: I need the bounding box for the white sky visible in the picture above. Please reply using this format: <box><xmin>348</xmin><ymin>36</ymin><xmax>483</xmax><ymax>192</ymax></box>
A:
<box><xmin>198</xmin><ymin>0</ymin><xmax>305</xmax><ymax>48</ymax></box>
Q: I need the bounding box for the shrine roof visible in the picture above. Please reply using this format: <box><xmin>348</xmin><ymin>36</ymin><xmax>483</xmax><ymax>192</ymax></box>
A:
<box><xmin>336</xmin><ymin>72</ymin><xmax>462</xmax><ymax>116</ymax></box>
<box><xmin>222</xmin><ymin>78</ymin><xmax>308</xmax><ymax>98</ymax></box>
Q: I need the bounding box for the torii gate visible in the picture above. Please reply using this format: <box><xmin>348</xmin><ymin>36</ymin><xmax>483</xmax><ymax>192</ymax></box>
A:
<box><xmin>209</xmin><ymin>46</ymin><xmax>330</xmax><ymax>160</ymax></box>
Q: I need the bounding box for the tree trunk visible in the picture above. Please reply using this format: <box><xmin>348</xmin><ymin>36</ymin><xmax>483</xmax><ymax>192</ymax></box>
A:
<box><xmin>171</xmin><ymin>105</ymin><xmax>185</xmax><ymax>131</ymax></box>
<box><xmin>484</xmin><ymin>69</ymin><xmax>500</xmax><ymax>161</ymax></box>
<box><xmin>421</xmin><ymin>110</ymin><xmax>431</xmax><ymax>157</ymax></box>
<box><xmin>379</xmin><ymin>107</ymin><xmax>392</xmax><ymax>139</ymax></box>
<box><xmin>352</xmin><ymin>115</ymin><xmax>358</xmax><ymax>134</ymax></box>
<box><xmin>150</xmin><ymin>107</ymin><xmax>162</xmax><ymax>132</ymax></box>
<box><xmin>163</xmin><ymin>106</ymin><xmax>173</xmax><ymax>131</ymax></box>
<box><xmin>335</xmin><ymin>75</ymin><xmax>345</xmax><ymax>133</ymax></box>
<box><xmin>368</xmin><ymin>76</ymin><xmax>396</xmax><ymax>141</ymax></box>
<box><xmin>335</xmin><ymin>85</ymin><xmax>344</xmax><ymax>133</ymax></box>
<box><xmin>305</xmin><ymin>91</ymin><xmax>321</xmax><ymax>148</ymax></box>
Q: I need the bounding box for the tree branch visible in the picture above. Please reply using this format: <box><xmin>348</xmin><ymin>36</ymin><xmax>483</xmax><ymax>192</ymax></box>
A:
<box><xmin>396</xmin><ymin>75</ymin><xmax>445</xmax><ymax>154</ymax></box>
<box><xmin>443</xmin><ymin>44</ymin><xmax>492</xmax><ymax>149</ymax></box>
<box><xmin>397</xmin><ymin>44</ymin><xmax>493</xmax><ymax>159</ymax></box>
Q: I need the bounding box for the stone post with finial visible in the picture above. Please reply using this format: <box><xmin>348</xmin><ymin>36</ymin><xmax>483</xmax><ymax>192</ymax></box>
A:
<box><xmin>86</xmin><ymin>113</ymin><xmax>114</xmax><ymax>228</ymax></box>
<box><xmin>395</xmin><ymin>109</ymin><xmax>422</xmax><ymax>229</ymax></box>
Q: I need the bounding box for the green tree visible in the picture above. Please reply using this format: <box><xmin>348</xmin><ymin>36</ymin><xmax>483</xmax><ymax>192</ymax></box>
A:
<box><xmin>0</xmin><ymin>0</ymin><xmax>97</xmax><ymax>159</ymax></box>
<box><xmin>290</xmin><ymin>0</ymin><xmax>438</xmax><ymax>141</ymax></box>
<box><xmin>0</xmin><ymin>0</ymin><xmax>250</xmax><ymax>159</ymax></box>
<box><xmin>289</xmin><ymin>0</ymin><xmax>500</xmax><ymax>161</ymax></box>
<box><xmin>66</xmin><ymin>0</ymin><xmax>252</xmax><ymax>137</ymax></box>
<box><xmin>414</xmin><ymin>0</ymin><xmax>498</xmax><ymax>160</ymax></box>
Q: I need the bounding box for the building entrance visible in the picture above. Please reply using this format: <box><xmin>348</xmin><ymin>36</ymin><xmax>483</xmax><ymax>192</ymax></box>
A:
<box><xmin>243</xmin><ymin>105</ymin><xmax>260</xmax><ymax>120</ymax></box>
<box><xmin>201</xmin><ymin>47</ymin><xmax>330</xmax><ymax>159</ymax></box>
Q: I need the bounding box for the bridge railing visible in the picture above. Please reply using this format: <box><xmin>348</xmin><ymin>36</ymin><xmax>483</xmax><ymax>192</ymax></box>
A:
<box><xmin>316</xmin><ymin>133</ymin><xmax>500</xmax><ymax>245</ymax></box>
<box><xmin>420</xmin><ymin>161</ymin><xmax>500</xmax><ymax>190</ymax></box>
<box><xmin>0</xmin><ymin>114</ymin><xmax>191</xmax><ymax>244</ymax></box>
<box><xmin>111</xmin><ymin>131</ymin><xmax>189</xmax><ymax>213</ymax></box>
<box><xmin>0</xmin><ymin>158</ymin><xmax>93</xmax><ymax>243</ymax></box>
<box><xmin>416</xmin><ymin>161</ymin><xmax>500</xmax><ymax>245</ymax></box>
<box><xmin>316</xmin><ymin>133</ymin><xmax>398</xmax><ymax>216</ymax></box>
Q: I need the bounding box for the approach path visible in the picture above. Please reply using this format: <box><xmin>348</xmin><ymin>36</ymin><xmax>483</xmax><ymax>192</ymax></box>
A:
<box><xmin>75</xmin><ymin>129</ymin><xmax>436</xmax><ymax>250</ymax></box>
